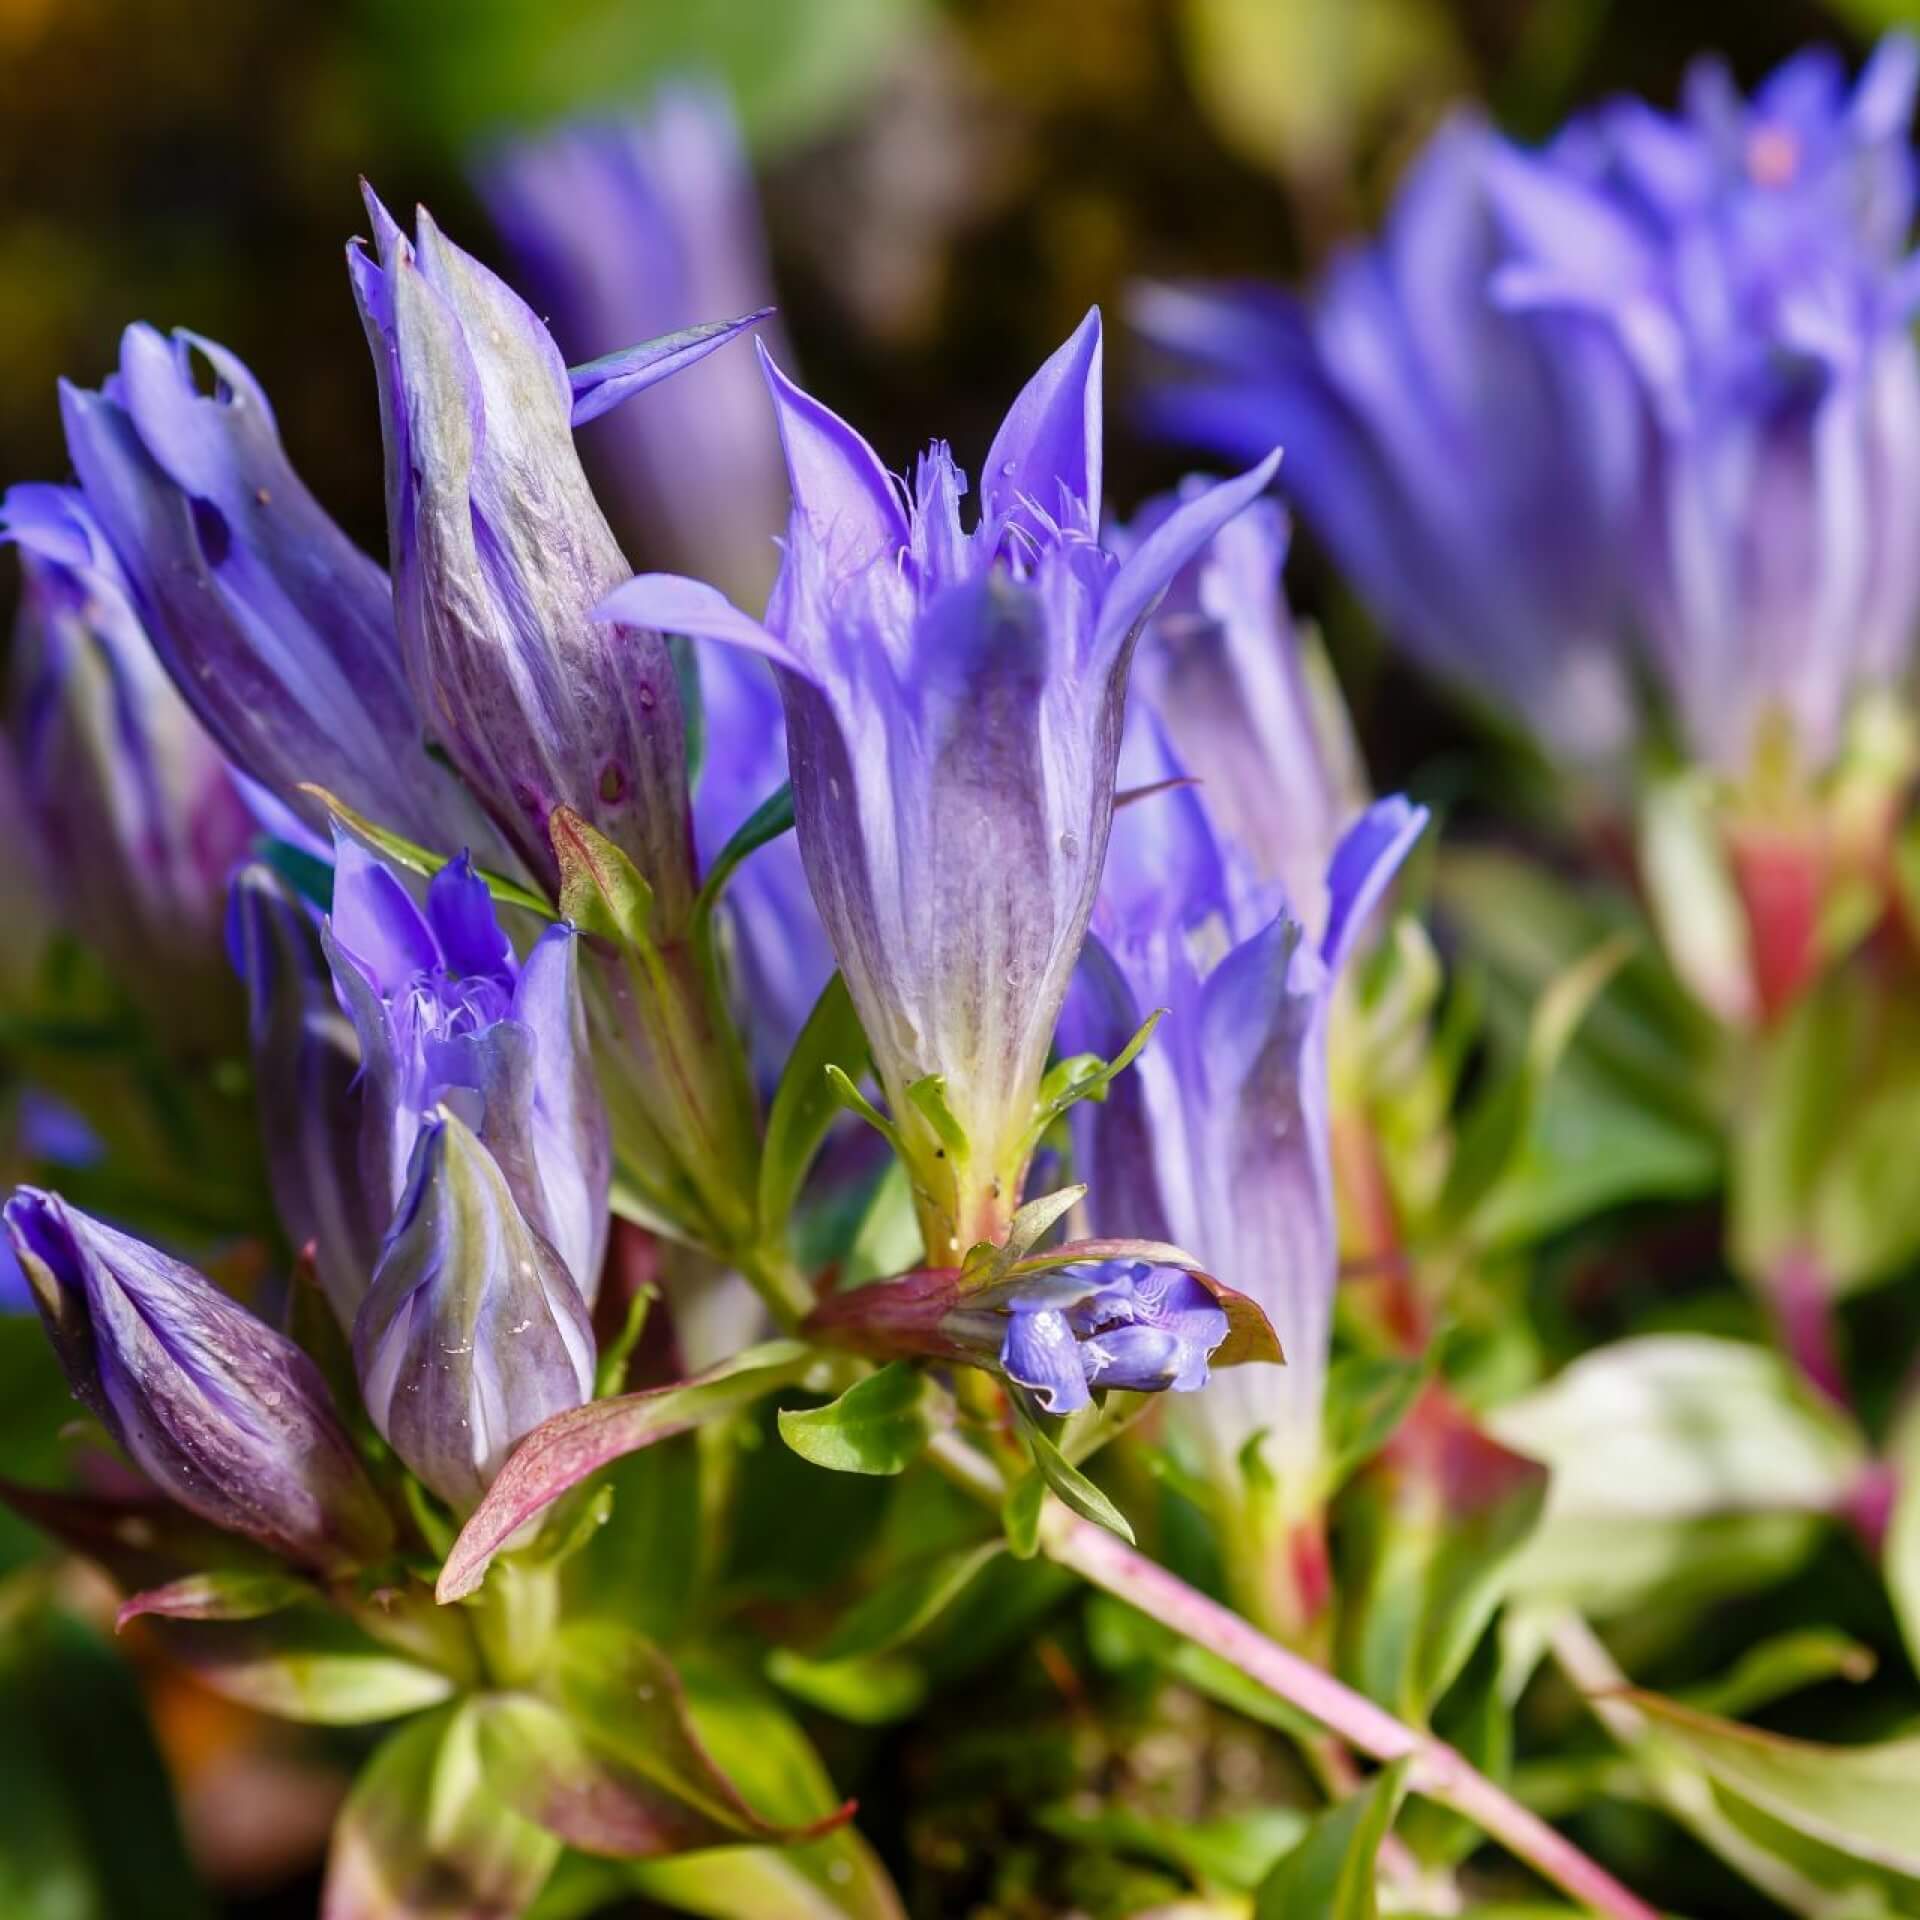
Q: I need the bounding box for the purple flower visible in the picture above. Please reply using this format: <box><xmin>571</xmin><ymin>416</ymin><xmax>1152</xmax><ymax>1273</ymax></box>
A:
<box><xmin>322</xmin><ymin>835</ymin><xmax>609</xmax><ymax>1305</ymax></box>
<box><xmin>1134</xmin><ymin>117</ymin><xmax>1641</xmax><ymax>767</ymax></box>
<box><xmin>354</xmin><ymin>1108</ymin><xmax>595</xmax><ymax>1513</ymax></box>
<box><xmin>227</xmin><ymin>864</ymin><xmax>381</xmax><ymax>1329</ymax></box>
<box><xmin>57</xmin><ymin>326</ymin><xmax>501</xmax><ymax>861</ymax></box>
<box><xmin>1137</xmin><ymin>37</ymin><xmax>1920</xmax><ymax>782</ymax></box>
<box><xmin>987</xmin><ymin>1261</ymin><xmax>1229</xmax><ymax>1416</ymax></box>
<box><xmin>2</xmin><ymin>484</ymin><xmax>255</xmax><ymax>1053</ymax></box>
<box><xmin>1483</xmin><ymin>36</ymin><xmax>1920</xmax><ymax>773</ymax></box>
<box><xmin>4</xmin><ymin>1188</ymin><xmax>393</xmax><ymax>1571</ymax></box>
<box><xmin>1119</xmin><ymin>483</ymin><xmax>1363</xmax><ymax>938</ymax></box>
<box><xmin>1067</xmin><ymin>699</ymin><xmax>1426</xmax><ymax>1492</ymax></box>
<box><xmin>478</xmin><ymin>85</ymin><xmax>791</xmax><ymax>607</ymax></box>
<box><xmin>350</xmin><ymin>188</ymin><xmax>759</xmax><ymax>906</ymax></box>
<box><xmin>601</xmin><ymin>312</ymin><xmax>1281</xmax><ymax>1259</ymax></box>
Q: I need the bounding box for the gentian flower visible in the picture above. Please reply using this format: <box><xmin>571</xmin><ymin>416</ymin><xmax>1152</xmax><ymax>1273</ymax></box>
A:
<box><xmin>322</xmin><ymin>836</ymin><xmax>609</xmax><ymax>1305</ymax></box>
<box><xmin>986</xmin><ymin>1261</ymin><xmax>1229</xmax><ymax>1416</ymax></box>
<box><xmin>1120</xmin><ymin>483</ymin><xmax>1363</xmax><ymax>933</ymax></box>
<box><xmin>1133</xmin><ymin>117</ymin><xmax>1642</xmax><ymax>767</ymax></box>
<box><xmin>4</xmin><ymin>1189</ymin><xmax>393</xmax><ymax>1572</ymax></box>
<box><xmin>354</xmin><ymin>1108</ymin><xmax>596</xmax><ymax>1513</ymax></box>
<box><xmin>227</xmin><ymin>864</ymin><xmax>382</xmax><ymax>1329</ymax></box>
<box><xmin>57</xmin><ymin>326</ymin><xmax>502</xmax><ymax>860</ymax></box>
<box><xmin>2</xmin><ymin>484</ymin><xmax>254</xmax><ymax>1053</ymax></box>
<box><xmin>803</xmin><ymin>1248</ymin><xmax>1266</xmax><ymax>1416</ymax></box>
<box><xmin>1067</xmin><ymin>672</ymin><xmax>1426</xmax><ymax>1529</ymax></box>
<box><xmin>349</xmin><ymin>187</ymin><xmax>759</xmax><ymax>904</ymax></box>
<box><xmin>1483</xmin><ymin>36</ymin><xmax>1920</xmax><ymax>774</ymax></box>
<box><xmin>478</xmin><ymin>84</ymin><xmax>791</xmax><ymax>606</ymax></box>
<box><xmin>601</xmin><ymin>312</ymin><xmax>1282</xmax><ymax>1259</ymax></box>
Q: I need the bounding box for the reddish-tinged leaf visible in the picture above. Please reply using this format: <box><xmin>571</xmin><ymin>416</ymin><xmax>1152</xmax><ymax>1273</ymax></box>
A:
<box><xmin>116</xmin><ymin>1569</ymin><xmax>312</xmax><ymax>1631</ymax></box>
<box><xmin>438</xmin><ymin>1342</ymin><xmax>814</xmax><ymax>1602</ymax></box>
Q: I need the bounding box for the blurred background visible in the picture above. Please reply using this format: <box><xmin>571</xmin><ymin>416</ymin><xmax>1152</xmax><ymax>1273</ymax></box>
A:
<box><xmin>0</xmin><ymin>0</ymin><xmax>1913</xmax><ymax>1913</ymax></box>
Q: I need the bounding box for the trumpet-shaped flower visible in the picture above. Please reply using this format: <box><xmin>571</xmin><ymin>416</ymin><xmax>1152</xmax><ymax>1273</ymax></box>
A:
<box><xmin>601</xmin><ymin>311</ymin><xmax>1281</xmax><ymax>1258</ymax></box>
<box><xmin>57</xmin><ymin>325</ymin><xmax>500</xmax><ymax>859</ymax></box>
<box><xmin>3</xmin><ymin>484</ymin><xmax>253</xmax><ymax>1052</ymax></box>
<box><xmin>322</xmin><ymin>836</ymin><xmax>609</xmax><ymax>1305</ymax></box>
<box><xmin>354</xmin><ymin>1109</ymin><xmax>596</xmax><ymax>1513</ymax></box>
<box><xmin>350</xmin><ymin>188</ymin><xmax>760</xmax><ymax>905</ymax></box>
<box><xmin>5</xmin><ymin>1189</ymin><xmax>392</xmax><ymax>1571</ymax></box>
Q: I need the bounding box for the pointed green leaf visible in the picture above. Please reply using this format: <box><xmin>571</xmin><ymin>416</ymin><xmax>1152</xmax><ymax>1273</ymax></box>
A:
<box><xmin>1627</xmin><ymin>1692</ymin><xmax>1920</xmax><ymax>1877</ymax></box>
<box><xmin>823</xmin><ymin>1063</ymin><xmax>902</xmax><ymax>1153</ymax></box>
<box><xmin>324</xmin><ymin>1702</ymin><xmax>560</xmax><ymax>1917</ymax></box>
<box><xmin>1017</xmin><ymin>1406</ymin><xmax>1136</xmax><ymax>1545</ymax></box>
<box><xmin>1337</xmin><ymin>1389</ymin><xmax>1547</xmax><ymax>1722</ymax></box>
<box><xmin>1026</xmin><ymin>1009</ymin><xmax>1163</xmax><ymax>1147</ymax></box>
<box><xmin>1003</xmin><ymin>1470</ymin><xmax>1045</xmax><ymax>1560</ymax></box>
<box><xmin>812</xmin><ymin>1539</ymin><xmax>1007</xmax><ymax>1663</ymax></box>
<box><xmin>758</xmin><ymin>973</ymin><xmax>870</xmax><ymax>1237</ymax></box>
<box><xmin>440</xmin><ymin>1341</ymin><xmax>817</xmax><ymax>1601</ymax></box>
<box><xmin>778</xmin><ymin>1362</ymin><xmax>954</xmax><ymax>1475</ymax></box>
<box><xmin>1254</xmin><ymin>1757</ymin><xmax>1412</xmax><ymax>1920</ymax></box>
<box><xmin>115</xmin><ymin>1569</ymin><xmax>313</xmax><ymax>1632</ymax></box>
<box><xmin>550</xmin><ymin>805</ymin><xmax>655</xmax><ymax>947</ymax></box>
<box><xmin>694</xmin><ymin>782</ymin><xmax>795</xmax><ymax>922</ymax></box>
<box><xmin>300</xmin><ymin>783</ymin><xmax>555</xmax><ymax>919</ymax></box>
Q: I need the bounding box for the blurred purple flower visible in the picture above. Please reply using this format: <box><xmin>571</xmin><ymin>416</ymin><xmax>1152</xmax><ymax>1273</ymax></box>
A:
<box><xmin>354</xmin><ymin>1108</ymin><xmax>595</xmax><ymax>1513</ymax></box>
<box><xmin>478</xmin><ymin>84</ymin><xmax>791</xmax><ymax>608</ymax></box>
<box><xmin>1485</xmin><ymin>36</ymin><xmax>1920</xmax><ymax>772</ymax></box>
<box><xmin>1067</xmin><ymin>688</ymin><xmax>1425</xmax><ymax>1492</ymax></box>
<box><xmin>1134</xmin><ymin>118</ymin><xmax>1641</xmax><ymax>766</ymax></box>
<box><xmin>57</xmin><ymin>327</ymin><xmax>502</xmax><ymax>861</ymax></box>
<box><xmin>5</xmin><ymin>1188</ymin><xmax>392</xmax><ymax>1570</ymax></box>
<box><xmin>2</xmin><ymin>484</ymin><xmax>254</xmax><ymax>1052</ymax></box>
<box><xmin>322</xmin><ymin>836</ymin><xmax>609</xmax><ymax>1305</ymax></box>
<box><xmin>1137</xmin><ymin>38</ymin><xmax>1920</xmax><ymax>779</ymax></box>
<box><xmin>602</xmin><ymin>311</ymin><xmax>1280</xmax><ymax>1258</ymax></box>
<box><xmin>351</xmin><ymin>189</ymin><xmax>759</xmax><ymax>906</ymax></box>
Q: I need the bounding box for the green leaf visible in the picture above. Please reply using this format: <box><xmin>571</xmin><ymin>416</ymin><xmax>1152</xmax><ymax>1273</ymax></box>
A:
<box><xmin>812</xmin><ymin>1539</ymin><xmax>1006</xmax><ymax>1663</ymax></box>
<box><xmin>1024</xmin><ymin>1009</ymin><xmax>1163</xmax><ymax>1149</ymax></box>
<box><xmin>1628</xmin><ymin>1691</ymin><xmax>1920</xmax><ymax>1877</ymax></box>
<box><xmin>765</xmin><ymin>1648</ymin><xmax>927</xmax><ymax>1724</ymax></box>
<box><xmin>325</xmin><ymin>1702</ymin><xmax>561</xmax><ymax>1916</ymax></box>
<box><xmin>694</xmin><ymin>783</ymin><xmax>795</xmax><ymax>922</ymax></box>
<box><xmin>623</xmin><ymin>1653</ymin><xmax>905</xmax><ymax>1919</ymax></box>
<box><xmin>550</xmin><ymin>805</ymin><xmax>655</xmax><ymax>946</ymax></box>
<box><xmin>1336</xmin><ymin>1390</ymin><xmax>1547</xmax><ymax>1723</ymax></box>
<box><xmin>143</xmin><ymin>1604</ymin><xmax>459</xmax><ymax>1725</ymax></box>
<box><xmin>299</xmin><ymin>783</ymin><xmax>554</xmax><ymax>918</ymax></box>
<box><xmin>757</xmin><ymin>973</ymin><xmax>870</xmax><ymax>1238</ymax></box>
<box><xmin>1038</xmin><ymin>1800</ymin><xmax>1310</xmax><ymax>1894</ymax></box>
<box><xmin>1489</xmin><ymin>1336</ymin><xmax>1866</xmax><ymax>1618</ymax></box>
<box><xmin>0</xmin><ymin>1609</ymin><xmax>211</xmax><ymax>1920</ymax></box>
<box><xmin>113</xmin><ymin>1568</ymin><xmax>312</xmax><ymax>1630</ymax></box>
<box><xmin>1003</xmin><ymin>1470</ymin><xmax>1045</xmax><ymax>1559</ymax></box>
<box><xmin>562</xmin><ymin>1440</ymin><xmax>702</xmax><ymax>1644</ymax></box>
<box><xmin>1886</xmin><ymin>1396</ymin><xmax>1920</xmax><ymax>1677</ymax></box>
<box><xmin>1636</xmin><ymin>767</ymin><xmax>1755</xmax><ymax>1025</ymax></box>
<box><xmin>823</xmin><ymin>1063</ymin><xmax>902</xmax><ymax>1153</ymax></box>
<box><xmin>594</xmin><ymin>1284</ymin><xmax>656</xmax><ymax>1398</ymax></box>
<box><xmin>551</xmin><ymin>1627</ymin><xmax>852</xmax><ymax>1849</ymax></box>
<box><xmin>440</xmin><ymin>1340</ymin><xmax>817</xmax><ymax>1600</ymax></box>
<box><xmin>1322</xmin><ymin>1353</ymin><xmax>1428</xmax><ymax>1490</ymax></box>
<box><xmin>1437</xmin><ymin>932</ymin><xmax>1634</xmax><ymax>1231</ymax></box>
<box><xmin>1254</xmin><ymin>1757</ymin><xmax>1412</xmax><ymax>1920</ymax></box>
<box><xmin>778</xmin><ymin>1363</ymin><xmax>953</xmax><ymax>1476</ymax></box>
<box><xmin>1680</xmin><ymin>1629</ymin><xmax>1876</xmax><ymax>1720</ymax></box>
<box><xmin>962</xmin><ymin>1183</ymin><xmax>1085</xmax><ymax>1284</ymax></box>
<box><xmin>1016</xmin><ymin>1408</ymin><xmax>1136</xmax><ymax>1545</ymax></box>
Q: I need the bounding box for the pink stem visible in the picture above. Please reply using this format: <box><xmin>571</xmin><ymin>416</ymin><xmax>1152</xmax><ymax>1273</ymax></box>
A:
<box><xmin>1047</xmin><ymin>1508</ymin><xmax>1659</xmax><ymax>1920</ymax></box>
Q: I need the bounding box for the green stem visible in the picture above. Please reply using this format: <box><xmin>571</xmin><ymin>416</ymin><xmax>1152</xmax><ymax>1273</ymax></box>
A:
<box><xmin>926</xmin><ymin>1434</ymin><xmax>1656</xmax><ymax>1920</ymax></box>
<box><xmin>471</xmin><ymin>1555</ymin><xmax>561</xmax><ymax>1690</ymax></box>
